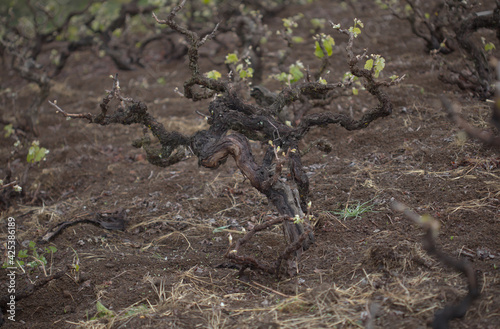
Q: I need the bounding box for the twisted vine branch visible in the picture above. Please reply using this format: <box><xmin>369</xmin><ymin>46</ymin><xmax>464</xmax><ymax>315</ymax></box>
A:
<box><xmin>392</xmin><ymin>202</ymin><xmax>480</xmax><ymax>329</ymax></box>
<box><xmin>52</xmin><ymin>2</ymin><xmax>401</xmax><ymax>276</ymax></box>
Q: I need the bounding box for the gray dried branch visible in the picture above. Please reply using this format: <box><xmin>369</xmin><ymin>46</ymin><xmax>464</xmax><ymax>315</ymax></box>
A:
<box><xmin>153</xmin><ymin>2</ymin><xmax>224</xmax><ymax>100</ymax></box>
<box><xmin>441</xmin><ymin>96</ymin><xmax>500</xmax><ymax>148</ymax></box>
<box><xmin>391</xmin><ymin>202</ymin><xmax>480</xmax><ymax>329</ymax></box>
<box><xmin>50</xmin><ymin>74</ymin><xmax>191</xmax><ymax>168</ymax></box>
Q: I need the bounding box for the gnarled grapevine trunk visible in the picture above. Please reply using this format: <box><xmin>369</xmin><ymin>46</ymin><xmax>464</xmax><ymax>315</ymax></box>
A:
<box><xmin>192</xmin><ymin>131</ymin><xmax>314</xmax><ymax>259</ymax></box>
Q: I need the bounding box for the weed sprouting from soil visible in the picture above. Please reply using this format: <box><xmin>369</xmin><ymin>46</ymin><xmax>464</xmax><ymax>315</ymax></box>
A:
<box><xmin>331</xmin><ymin>198</ymin><xmax>377</xmax><ymax>220</ymax></box>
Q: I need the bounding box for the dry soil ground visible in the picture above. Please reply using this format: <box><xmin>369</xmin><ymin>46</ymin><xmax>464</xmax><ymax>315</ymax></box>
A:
<box><xmin>1</xmin><ymin>1</ymin><xmax>499</xmax><ymax>328</ymax></box>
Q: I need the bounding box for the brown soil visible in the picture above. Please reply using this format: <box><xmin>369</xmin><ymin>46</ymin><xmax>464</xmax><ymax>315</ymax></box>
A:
<box><xmin>1</xmin><ymin>1</ymin><xmax>500</xmax><ymax>328</ymax></box>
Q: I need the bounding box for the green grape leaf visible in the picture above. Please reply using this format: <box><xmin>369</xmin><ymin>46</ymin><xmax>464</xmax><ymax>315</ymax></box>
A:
<box><xmin>239</xmin><ymin>67</ymin><xmax>254</xmax><ymax>79</ymax></box>
<box><xmin>485</xmin><ymin>42</ymin><xmax>496</xmax><ymax>52</ymax></box>
<box><xmin>349</xmin><ymin>26</ymin><xmax>361</xmax><ymax>36</ymax></box>
<box><xmin>27</xmin><ymin>143</ymin><xmax>49</xmax><ymax>164</ymax></box>
<box><xmin>374</xmin><ymin>56</ymin><xmax>385</xmax><ymax>78</ymax></box>
<box><xmin>205</xmin><ymin>70</ymin><xmax>222</xmax><ymax>80</ymax></box>
<box><xmin>314</xmin><ymin>41</ymin><xmax>325</xmax><ymax>58</ymax></box>
<box><xmin>225</xmin><ymin>53</ymin><xmax>238</xmax><ymax>64</ymax></box>
<box><xmin>364</xmin><ymin>59</ymin><xmax>374</xmax><ymax>71</ymax></box>
<box><xmin>289</xmin><ymin>62</ymin><xmax>304</xmax><ymax>83</ymax></box>
<box><xmin>314</xmin><ymin>35</ymin><xmax>334</xmax><ymax>58</ymax></box>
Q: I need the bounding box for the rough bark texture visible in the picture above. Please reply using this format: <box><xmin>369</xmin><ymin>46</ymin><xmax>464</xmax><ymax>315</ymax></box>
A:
<box><xmin>454</xmin><ymin>3</ymin><xmax>500</xmax><ymax>98</ymax></box>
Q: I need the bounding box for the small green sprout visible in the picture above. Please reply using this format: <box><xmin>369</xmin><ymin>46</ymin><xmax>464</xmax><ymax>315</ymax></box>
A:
<box><xmin>205</xmin><ymin>70</ymin><xmax>222</xmax><ymax>80</ymax></box>
<box><xmin>213</xmin><ymin>225</ymin><xmax>231</xmax><ymax>233</ymax></box>
<box><xmin>364</xmin><ymin>55</ymin><xmax>385</xmax><ymax>78</ymax></box>
<box><xmin>3</xmin><ymin>241</ymin><xmax>57</xmax><ymax>276</ymax></box>
<box><xmin>349</xmin><ymin>18</ymin><xmax>364</xmax><ymax>37</ymax></box>
<box><xmin>293</xmin><ymin>214</ymin><xmax>303</xmax><ymax>224</ymax></box>
<box><xmin>236</xmin><ymin>64</ymin><xmax>254</xmax><ymax>79</ymax></box>
<box><xmin>93</xmin><ymin>301</ymin><xmax>115</xmax><ymax>319</ymax></box>
<box><xmin>288</xmin><ymin>61</ymin><xmax>304</xmax><ymax>82</ymax></box>
<box><xmin>482</xmin><ymin>37</ymin><xmax>496</xmax><ymax>52</ymax></box>
<box><xmin>332</xmin><ymin>199</ymin><xmax>377</xmax><ymax>220</ymax></box>
<box><xmin>271</xmin><ymin>60</ymin><xmax>304</xmax><ymax>84</ymax></box>
<box><xmin>27</xmin><ymin>140</ymin><xmax>49</xmax><ymax>164</ymax></box>
<box><xmin>314</xmin><ymin>34</ymin><xmax>335</xmax><ymax>58</ymax></box>
<box><xmin>225</xmin><ymin>53</ymin><xmax>239</xmax><ymax>64</ymax></box>
<box><xmin>343</xmin><ymin>72</ymin><xmax>358</xmax><ymax>84</ymax></box>
<box><xmin>4</xmin><ymin>124</ymin><xmax>13</xmax><ymax>137</ymax></box>
<box><xmin>225</xmin><ymin>53</ymin><xmax>253</xmax><ymax>80</ymax></box>
<box><xmin>484</xmin><ymin>43</ymin><xmax>495</xmax><ymax>52</ymax></box>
